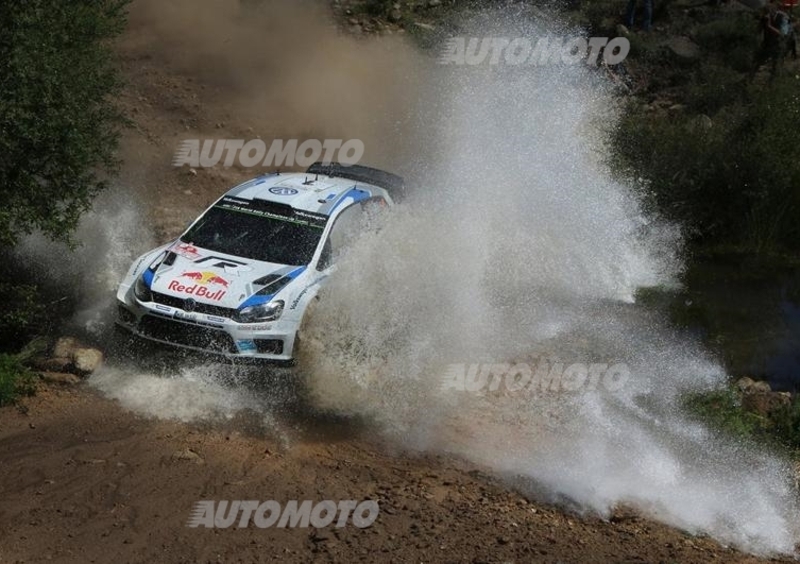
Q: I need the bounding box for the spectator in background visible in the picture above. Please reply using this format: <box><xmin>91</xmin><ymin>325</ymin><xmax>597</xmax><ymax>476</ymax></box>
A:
<box><xmin>757</xmin><ymin>0</ymin><xmax>787</xmax><ymax>76</ymax></box>
<box><xmin>625</xmin><ymin>0</ymin><xmax>652</xmax><ymax>31</ymax></box>
<box><xmin>782</xmin><ymin>0</ymin><xmax>798</xmax><ymax>59</ymax></box>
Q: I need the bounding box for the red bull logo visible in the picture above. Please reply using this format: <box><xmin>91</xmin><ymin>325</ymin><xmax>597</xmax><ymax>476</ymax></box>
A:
<box><xmin>178</xmin><ymin>271</ymin><xmax>230</xmax><ymax>288</ymax></box>
<box><xmin>207</xmin><ymin>275</ymin><xmax>229</xmax><ymax>288</ymax></box>
<box><xmin>168</xmin><ymin>271</ymin><xmax>230</xmax><ymax>301</ymax></box>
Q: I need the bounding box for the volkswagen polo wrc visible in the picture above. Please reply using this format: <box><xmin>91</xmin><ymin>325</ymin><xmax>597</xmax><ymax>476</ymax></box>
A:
<box><xmin>116</xmin><ymin>162</ymin><xmax>403</xmax><ymax>363</ymax></box>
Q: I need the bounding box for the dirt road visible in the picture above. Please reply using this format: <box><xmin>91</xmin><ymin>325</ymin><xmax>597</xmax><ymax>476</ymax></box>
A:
<box><xmin>0</xmin><ymin>383</ymin><xmax>783</xmax><ymax>564</ymax></box>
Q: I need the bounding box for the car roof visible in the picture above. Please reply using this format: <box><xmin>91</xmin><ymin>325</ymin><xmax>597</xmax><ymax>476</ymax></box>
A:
<box><xmin>224</xmin><ymin>172</ymin><xmax>387</xmax><ymax>216</ymax></box>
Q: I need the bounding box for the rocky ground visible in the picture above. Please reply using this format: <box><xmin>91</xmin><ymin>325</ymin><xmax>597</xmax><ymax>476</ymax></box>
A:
<box><xmin>1</xmin><ymin>1</ymin><xmax>798</xmax><ymax>562</ymax></box>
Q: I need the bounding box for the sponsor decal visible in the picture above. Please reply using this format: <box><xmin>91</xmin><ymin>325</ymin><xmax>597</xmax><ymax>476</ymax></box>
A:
<box><xmin>237</xmin><ymin>324</ymin><xmax>272</xmax><ymax>331</ymax></box>
<box><xmin>168</xmin><ymin>280</ymin><xmax>227</xmax><ymax>302</ymax></box>
<box><xmin>221</xmin><ymin>264</ymin><xmax>254</xmax><ymax>276</ymax></box>
<box><xmin>174</xmin><ymin>310</ymin><xmax>199</xmax><ymax>322</ymax></box>
<box><xmin>192</xmin><ymin>257</ymin><xmax>254</xmax><ymax>276</ymax></box>
<box><xmin>269</xmin><ymin>186</ymin><xmax>299</xmax><ymax>196</ymax></box>
<box><xmin>172</xmin><ymin>242</ymin><xmax>201</xmax><ymax>260</ymax></box>
<box><xmin>195</xmin><ymin>256</ymin><xmax>248</xmax><ymax>267</ymax></box>
<box><xmin>219</xmin><ymin>196</ymin><xmax>328</xmax><ymax>228</ymax></box>
<box><xmin>289</xmin><ymin>287</ymin><xmax>310</xmax><ymax>310</ymax></box>
<box><xmin>236</xmin><ymin>339</ymin><xmax>257</xmax><ymax>352</ymax></box>
<box><xmin>178</xmin><ymin>271</ymin><xmax>230</xmax><ymax>288</ymax></box>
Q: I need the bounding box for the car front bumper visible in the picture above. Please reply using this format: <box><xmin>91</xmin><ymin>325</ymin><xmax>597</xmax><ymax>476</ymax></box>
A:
<box><xmin>116</xmin><ymin>298</ymin><xmax>297</xmax><ymax>363</ymax></box>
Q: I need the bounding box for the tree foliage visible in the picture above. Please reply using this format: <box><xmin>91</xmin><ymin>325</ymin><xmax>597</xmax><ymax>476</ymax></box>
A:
<box><xmin>0</xmin><ymin>0</ymin><xmax>129</xmax><ymax>247</ymax></box>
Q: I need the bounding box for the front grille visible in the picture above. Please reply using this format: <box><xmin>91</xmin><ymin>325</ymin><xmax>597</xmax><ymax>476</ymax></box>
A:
<box><xmin>152</xmin><ymin>291</ymin><xmax>237</xmax><ymax>318</ymax></box>
<box><xmin>139</xmin><ymin>315</ymin><xmax>237</xmax><ymax>353</ymax></box>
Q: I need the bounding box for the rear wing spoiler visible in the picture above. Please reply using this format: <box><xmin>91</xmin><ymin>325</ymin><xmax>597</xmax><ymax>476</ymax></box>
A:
<box><xmin>306</xmin><ymin>162</ymin><xmax>405</xmax><ymax>202</ymax></box>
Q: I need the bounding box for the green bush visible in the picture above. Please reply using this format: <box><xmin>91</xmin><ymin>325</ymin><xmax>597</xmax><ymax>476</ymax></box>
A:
<box><xmin>685</xmin><ymin>62</ymin><xmax>748</xmax><ymax>114</ymax></box>
<box><xmin>610</xmin><ymin>73</ymin><xmax>800</xmax><ymax>253</ymax></box>
<box><xmin>684</xmin><ymin>388</ymin><xmax>764</xmax><ymax>440</ymax></box>
<box><xmin>693</xmin><ymin>13</ymin><xmax>758</xmax><ymax>72</ymax></box>
<box><xmin>0</xmin><ymin>282</ymin><xmax>47</xmax><ymax>352</ymax></box>
<box><xmin>0</xmin><ymin>1</ymin><xmax>129</xmax><ymax>346</ymax></box>
<box><xmin>686</xmin><ymin>387</ymin><xmax>800</xmax><ymax>454</ymax></box>
<box><xmin>0</xmin><ymin>354</ymin><xmax>36</xmax><ymax>407</ymax></box>
<box><xmin>0</xmin><ymin>0</ymin><xmax>129</xmax><ymax>248</ymax></box>
<box><xmin>770</xmin><ymin>398</ymin><xmax>800</xmax><ymax>450</ymax></box>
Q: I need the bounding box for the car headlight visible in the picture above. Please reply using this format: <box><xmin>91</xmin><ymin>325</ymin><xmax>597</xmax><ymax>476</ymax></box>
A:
<box><xmin>133</xmin><ymin>275</ymin><xmax>152</xmax><ymax>302</ymax></box>
<box><xmin>235</xmin><ymin>300</ymin><xmax>284</xmax><ymax>323</ymax></box>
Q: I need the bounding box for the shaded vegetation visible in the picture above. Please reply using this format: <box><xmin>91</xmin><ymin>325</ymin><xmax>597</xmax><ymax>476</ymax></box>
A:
<box><xmin>603</xmin><ymin>7</ymin><xmax>800</xmax><ymax>254</ymax></box>
<box><xmin>0</xmin><ymin>353</ymin><xmax>36</xmax><ymax>407</ymax></box>
<box><xmin>687</xmin><ymin>386</ymin><xmax>800</xmax><ymax>454</ymax></box>
<box><xmin>0</xmin><ymin>0</ymin><xmax>129</xmax><ymax>248</ymax></box>
<box><xmin>0</xmin><ymin>0</ymin><xmax>129</xmax><ymax>353</ymax></box>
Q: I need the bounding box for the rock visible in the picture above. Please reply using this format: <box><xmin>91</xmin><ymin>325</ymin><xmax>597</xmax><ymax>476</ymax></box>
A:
<box><xmin>311</xmin><ymin>530</ymin><xmax>333</xmax><ymax>543</ymax></box>
<box><xmin>610</xmin><ymin>504</ymin><xmax>639</xmax><ymax>522</ymax></box>
<box><xmin>428</xmin><ymin>0</ymin><xmax>442</xmax><ymax>6</ymax></box>
<box><xmin>691</xmin><ymin>114</ymin><xmax>713</xmax><ymax>131</ymax></box>
<box><xmin>736</xmin><ymin>377</ymin><xmax>771</xmax><ymax>393</ymax></box>
<box><xmin>736</xmin><ymin>376</ymin><xmax>756</xmax><ymax>392</ymax></box>
<box><xmin>616</xmin><ymin>24</ymin><xmax>630</xmax><ymax>37</ymax></box>
<box><xmin>414</xmin><ymin>21</ymin><xmax>436</xmax><ymax>31</ymax></box>
<box><xmin>668</xmin><ymin>103</ymin><xmax>686</xmax><ymax>111</ymax></box>
<box><xmin>664</xmin><ymin>37</ymin><xmax>701</xmax><ymax>60</ymax></box>
<box><xmin>32</xmin><ymin>357</ymin><xmax>74</xmax><ymax>373</ymax></box>
<box><xmin>753</xmin><ymin>380</ymin><xmax>772</xmax><ymax>392</ymax></box>
<box><xmin>39</xmin><ymin>372</ymin><xmax>81</xmax><ymax>386</ymax></box>
<box><xmin>388</xmin><ymin>8</ymin><xmax>403</xmax><ymax>23</ymax></box>
<box><xmin>742</xmin><ymin>392</ymin><xmax>790</xmax><ymax>417</ymax></box>
<box><xmin>172</xmin><ymin>448</ymin><xmax>204</xmax><ymax>464</ymax></box>
<box><xmin>73</xmin><ymin>348</ymin><xmax>103</xmax><ymax>375</ymax></box>
<box><xmin>52</xmin><ymin>337</ymin><xmax>80</xmax><ymax>359</ymax></box>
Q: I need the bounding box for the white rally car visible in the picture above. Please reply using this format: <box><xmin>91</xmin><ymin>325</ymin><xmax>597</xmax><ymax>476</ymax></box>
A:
<box><xmin>116</xmin><ymin>163</ymin><xmax>403</xmax><ymax>363</ymax></box>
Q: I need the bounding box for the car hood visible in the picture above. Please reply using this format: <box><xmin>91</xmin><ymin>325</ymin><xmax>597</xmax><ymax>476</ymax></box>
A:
<box><xmin>148</xmin><ymin>242</ymin><xmax>304</xmax><ymax>310</ymax></box>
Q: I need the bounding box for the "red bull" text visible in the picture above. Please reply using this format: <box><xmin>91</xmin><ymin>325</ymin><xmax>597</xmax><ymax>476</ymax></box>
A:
<box><xmin>168</xmin><ymin>280</ymin><xmax>226</xmax><ymax>301</ymax></box>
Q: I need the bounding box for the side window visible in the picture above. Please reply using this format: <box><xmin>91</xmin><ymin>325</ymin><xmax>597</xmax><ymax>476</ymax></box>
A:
<box><xmin>362</xmin><ymin>197</ymin><xmax>388</xmax><ymax>225</ymax></box>
<box><xmin>316</xmin><ymin>203</ymin><xmax>365</xmax><ymax>270</ymax></box>
<box><xmin>316</xmin><ymin>197</ymin><xmax>389</xmax><ymax>271</ymax></box>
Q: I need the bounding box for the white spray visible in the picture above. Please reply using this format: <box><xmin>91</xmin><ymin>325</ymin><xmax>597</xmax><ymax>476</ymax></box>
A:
<box><xmin>297</xmin><ymin>12</ymin><xmax>800</xmax><ymax>556</ymax></box>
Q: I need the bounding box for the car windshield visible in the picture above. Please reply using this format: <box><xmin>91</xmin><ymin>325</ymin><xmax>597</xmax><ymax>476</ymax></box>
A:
<box><xmin>181</xmin><ymin>199</ymin><xmax>326</xmax><ymax>265</ymax></box>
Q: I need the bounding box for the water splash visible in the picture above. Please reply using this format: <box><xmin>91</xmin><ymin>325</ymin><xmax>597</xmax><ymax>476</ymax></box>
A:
<box><xmin>297</xmin><ymin>13</ymin><xmax>800</xmax><ymax>555</ymax></box>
